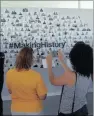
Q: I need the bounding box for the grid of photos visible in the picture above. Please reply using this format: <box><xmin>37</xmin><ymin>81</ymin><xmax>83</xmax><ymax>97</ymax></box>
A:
<box><xmin>1</xmin><ymin>8</ymin><xmax>93</xmax><ymax>71</ymax></box>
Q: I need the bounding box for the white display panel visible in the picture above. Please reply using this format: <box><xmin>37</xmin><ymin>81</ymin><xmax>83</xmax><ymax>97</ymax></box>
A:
<box><xmin>1</xmin><ymin>8</ymin><xmax>93</xmax><ymax>71</ymax></box>
<box><xmin>1</xmin><ymin>8</ymin><xmax>93</xmax><ymax>99</ymax></box>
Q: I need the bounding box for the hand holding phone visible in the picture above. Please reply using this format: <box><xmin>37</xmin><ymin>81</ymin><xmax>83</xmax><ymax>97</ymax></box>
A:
<box><xmin>58</xmin><ymin>49</ymin><xmax>64</xmax><ymax>62</ymax></box>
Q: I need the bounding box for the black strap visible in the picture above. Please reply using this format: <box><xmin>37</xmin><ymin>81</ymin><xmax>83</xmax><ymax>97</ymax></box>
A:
<box><xmin>72</xmin><ymin>72</ymin><xmax>77</xmax><ymax>113</ymax></box>
<box><xmin>58</xmin><ymin>85</ymin><xmax>64</xmax><ymax>114</ymax></box>
<box><xmin>58</xmin><ymin>73</ymin><xmax>77</xmax><ymax>114</ymax></box>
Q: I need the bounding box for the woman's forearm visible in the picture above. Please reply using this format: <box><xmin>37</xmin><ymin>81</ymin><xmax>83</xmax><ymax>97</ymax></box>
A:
<box><xmin>48</xmin><ymin>66</ymin><xmax>54</xmax><ymax>83</ymax></box>
<box><xmin>60</xmin><ymin>60</ymin><xmax>71</xmax><ymax>72</ymax></box>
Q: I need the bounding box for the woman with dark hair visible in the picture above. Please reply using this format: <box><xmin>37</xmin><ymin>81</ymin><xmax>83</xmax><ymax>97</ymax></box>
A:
<box><xmin>46</xmin><ymin>42</ymin><xmax>93</xmax><ymax>116</ymax></box>
<box><xmin>6</xmin><ymin>47</ymin><xmax>47</xmax><ymax>115</ymax></box>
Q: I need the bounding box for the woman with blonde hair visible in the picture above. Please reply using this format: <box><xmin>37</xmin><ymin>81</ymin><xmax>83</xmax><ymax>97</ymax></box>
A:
<box><xmin>6</xmin><ymin>47</ymin><xmax>47</xmax><ymax>115</ymax></box>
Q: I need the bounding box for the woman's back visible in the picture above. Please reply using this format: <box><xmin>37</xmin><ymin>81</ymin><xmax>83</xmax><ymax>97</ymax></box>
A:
<box><xmin>46</xmin><ymin>42</ymin><xmax>93</xmax><ymax>116</ymax></box>
<box><xmin>60</xmin><ymin>74</ymin><xmax>92</xmax><ymax>114</ymax></box>
<box><xmin>6</xmin><ymin>68</ymin><xmax>47</xmax><ymax>112</ymax></box>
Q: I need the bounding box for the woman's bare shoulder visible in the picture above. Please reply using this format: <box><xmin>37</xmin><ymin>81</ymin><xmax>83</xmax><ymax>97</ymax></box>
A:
<box><xmin>65</xmin><ymin>71</ymin><xmax>76</xmax><ymax>87</ymax></box>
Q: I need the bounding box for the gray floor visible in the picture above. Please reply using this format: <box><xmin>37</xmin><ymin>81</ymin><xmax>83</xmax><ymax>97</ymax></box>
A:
<box><xmin>3</xmin><ymin>93</ymin><xmax>93</xmax><ymax>115</ymax></box>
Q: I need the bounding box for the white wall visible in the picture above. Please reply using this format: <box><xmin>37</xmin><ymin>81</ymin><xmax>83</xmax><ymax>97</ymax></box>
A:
<box><xmin>1</xmin><ymin>1</ymin><xmax>93</xmax><ymax>100</ymax></box>
<box><xmin>1</xmin><ymin>1</ymin><xmax>93</xmax><ymax>9</ymax></box>
<box><xmin>1</xmin><ymin>1</ymin><xmax>79</xmax><ymax>8</ymax></box>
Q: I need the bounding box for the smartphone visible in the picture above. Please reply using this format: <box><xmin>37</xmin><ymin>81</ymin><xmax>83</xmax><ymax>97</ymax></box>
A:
<box><xmin>51</xmin><ymin>51</ymin><xmax>57</xmax><ymax>57</ymax></box>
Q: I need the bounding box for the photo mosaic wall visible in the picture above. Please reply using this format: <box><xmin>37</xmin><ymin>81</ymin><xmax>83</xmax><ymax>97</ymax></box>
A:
<box><xmin>1</xmin><ymin>8</ymin><xmax>93</xmax><ymax>71</ymax></box>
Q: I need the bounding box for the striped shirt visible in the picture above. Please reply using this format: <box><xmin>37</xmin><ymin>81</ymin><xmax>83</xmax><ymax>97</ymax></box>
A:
<box><xmin>60</xmin><ymin>74</ymin><xmax>92</xmax><ymax>114</ymax></box>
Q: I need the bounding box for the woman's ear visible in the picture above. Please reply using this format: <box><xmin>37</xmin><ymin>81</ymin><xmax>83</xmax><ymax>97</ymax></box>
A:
<box><xmin>8</xmin><ymin>89</ymin><xmax>12</xmax><ymax>94</ymax></box>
